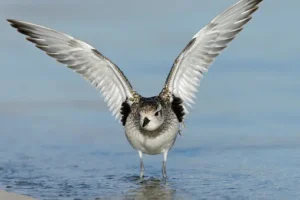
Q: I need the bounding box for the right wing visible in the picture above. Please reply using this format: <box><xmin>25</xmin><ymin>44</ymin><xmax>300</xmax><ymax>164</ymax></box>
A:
<box><xmin>7</xmin><ymin>19</ymin><xmax>139</xmax><ymax>121</ymax></box>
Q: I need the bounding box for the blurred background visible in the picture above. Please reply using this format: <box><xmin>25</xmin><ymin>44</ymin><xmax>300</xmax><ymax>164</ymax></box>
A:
<box><xmin>0</xmin><ymin>0</ymin><xmax>299</xmax><ymax>199</ymax></box>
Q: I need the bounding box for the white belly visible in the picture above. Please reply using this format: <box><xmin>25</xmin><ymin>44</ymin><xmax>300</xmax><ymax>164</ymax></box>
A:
<box><xmin>125</xmin><ymin>122</ymin><xmax>179</xmax><ymax>155</ymax></box>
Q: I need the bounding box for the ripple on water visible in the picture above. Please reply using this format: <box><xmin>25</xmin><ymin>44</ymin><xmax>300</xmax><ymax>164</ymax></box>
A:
<box><xmin>0</xmin><ymin>146</ymin><xmax>300</xmax><ymax>199</ymax></box>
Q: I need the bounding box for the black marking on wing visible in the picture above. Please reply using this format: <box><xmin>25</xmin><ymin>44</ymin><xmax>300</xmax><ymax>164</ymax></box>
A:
<box><xmin>171</xmin><ymin>95</ymin><xmax>184</xmax><ymax>122</ymax></box>
<box><xmin>120</xmin><ymin>101</ymin><xmax>131</xmax><ymax>126</ymax></box>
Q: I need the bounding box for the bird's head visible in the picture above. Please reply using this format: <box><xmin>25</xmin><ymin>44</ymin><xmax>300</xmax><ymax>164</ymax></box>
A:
<box><xmin>139</xmin><ymin>102</ymin><xmax>164</xmax><ymax>131</ymax></box>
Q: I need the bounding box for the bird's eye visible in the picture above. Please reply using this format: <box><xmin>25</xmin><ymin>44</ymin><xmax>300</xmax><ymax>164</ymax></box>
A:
<box><xmin>155</xmin><ymin>111</ymin><xmax>159</xmax><ymax>116</ymax></box>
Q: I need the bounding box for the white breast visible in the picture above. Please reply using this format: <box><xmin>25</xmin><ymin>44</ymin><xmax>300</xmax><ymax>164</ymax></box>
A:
<box><xmin>125</xmin><ymin>118</ymin><xmax>179</xmax><ymax>155</ymax></box>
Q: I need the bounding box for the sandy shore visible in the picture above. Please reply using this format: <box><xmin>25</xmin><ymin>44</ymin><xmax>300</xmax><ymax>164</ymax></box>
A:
<box><xmin>0</xmin><ymin>189</ymin><xmax>36</xmax><ymax>200</ymax></box>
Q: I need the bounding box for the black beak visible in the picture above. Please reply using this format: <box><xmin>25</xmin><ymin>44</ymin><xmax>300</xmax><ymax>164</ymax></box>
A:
<box><xmin>142</xmin><ymin>117</ymin><xmax>150</xmax><ymax>127</ymax></box>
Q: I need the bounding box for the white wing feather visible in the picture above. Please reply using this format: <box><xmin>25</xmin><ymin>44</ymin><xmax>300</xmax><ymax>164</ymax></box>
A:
<box><xmin>164</xmin><ymin>0</ymin><xmax>262</xmax><ymax>115</ymax></box>
<box><xmin>8</xmin><ymin>19</ymin><xmax>135</xmax><ymax>120</ymax></box>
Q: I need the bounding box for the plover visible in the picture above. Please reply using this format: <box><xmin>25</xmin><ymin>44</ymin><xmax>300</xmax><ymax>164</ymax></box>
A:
<box><xmin>8</xmin><ymin>0</ymin><xmax>262</xmax><ymax>178</ymax></box>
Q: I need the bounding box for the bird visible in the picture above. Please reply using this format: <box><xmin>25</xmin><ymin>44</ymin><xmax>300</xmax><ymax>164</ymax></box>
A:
<box><xmin>7</xmin><ymin>0</ymin><xmax>263</xmax><ymax>178</ymax></box>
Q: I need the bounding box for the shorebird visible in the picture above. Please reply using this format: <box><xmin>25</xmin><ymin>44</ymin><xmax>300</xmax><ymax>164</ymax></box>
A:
<box><xmin>8</xmin><ymin>0</ymin><xmax>262</xmax><ymax>178</ymax></box>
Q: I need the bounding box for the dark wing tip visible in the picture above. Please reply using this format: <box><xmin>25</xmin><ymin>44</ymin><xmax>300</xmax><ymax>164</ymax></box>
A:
<box><xmin>7</xmin><ymin>19</ymin><xmax>26</xmax><ymax>31</ymax></box>
<box><xmin>7</xmin><ymin>19</ymin><xmax>37</xmax><ymax>40</ymax></box>
<box><xmin>7</xmin><ymin>19</ymin><xmax>21</xmax><ymax>27</ymax></box>
<box><xmin>7</xmin><ymin>19</ymin><xmax>15</xmax><ymax>23</ymax></box>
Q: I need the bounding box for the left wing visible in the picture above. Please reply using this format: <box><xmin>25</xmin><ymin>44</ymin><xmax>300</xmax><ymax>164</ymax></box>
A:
<box><xmin>161</xmin><ymin>0</ymin><xmax>263</xmax><ymax>120</ymax></box>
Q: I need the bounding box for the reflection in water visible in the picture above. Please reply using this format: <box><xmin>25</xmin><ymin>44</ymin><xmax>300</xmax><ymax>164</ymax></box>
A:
<box><xmin>123</xmin><ymin>176</ymin><xmax>176</xmax><ymax>200</ymax></box>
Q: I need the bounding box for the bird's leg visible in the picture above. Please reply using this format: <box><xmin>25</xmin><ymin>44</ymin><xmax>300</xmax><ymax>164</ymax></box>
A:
<box><xmin>138</xmin><ymin>151</ymin><xmax>144</xmax><ymax>178</ymax></box>
<box><xmin>162</xmin><ymin>151</ymin><xmax>168</xmax><ymax>178</ymax></box>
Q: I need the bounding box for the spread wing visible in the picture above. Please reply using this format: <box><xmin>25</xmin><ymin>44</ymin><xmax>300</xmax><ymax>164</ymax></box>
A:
<box><xmin>161</xmin><ymin>0</ymin><xmax>262</xmax><ymax>119</ymax></box>
<box><xmin>7</xmin><ymin>19</ymin><xmax>137</xmax><ymax>121</ymax></box>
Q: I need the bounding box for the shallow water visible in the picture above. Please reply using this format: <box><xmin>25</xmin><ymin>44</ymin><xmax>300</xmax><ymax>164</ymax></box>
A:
<box><xmin>0</xmin><ymin>108</ymin><xmax>299</xmax><ymax>200</ymax></box>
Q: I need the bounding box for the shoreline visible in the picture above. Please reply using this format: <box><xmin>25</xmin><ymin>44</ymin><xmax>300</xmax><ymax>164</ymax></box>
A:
<box><xmin>0</xmin><ymin>189</ymin><xmax>36</xmax><ymax>200</ymax></box>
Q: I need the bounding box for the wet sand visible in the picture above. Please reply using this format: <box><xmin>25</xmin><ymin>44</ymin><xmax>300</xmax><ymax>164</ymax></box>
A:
<box><xmin>0</xmin><ymin>190</ymin><xmax>36</xmax><ymax>200</ymax></box>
